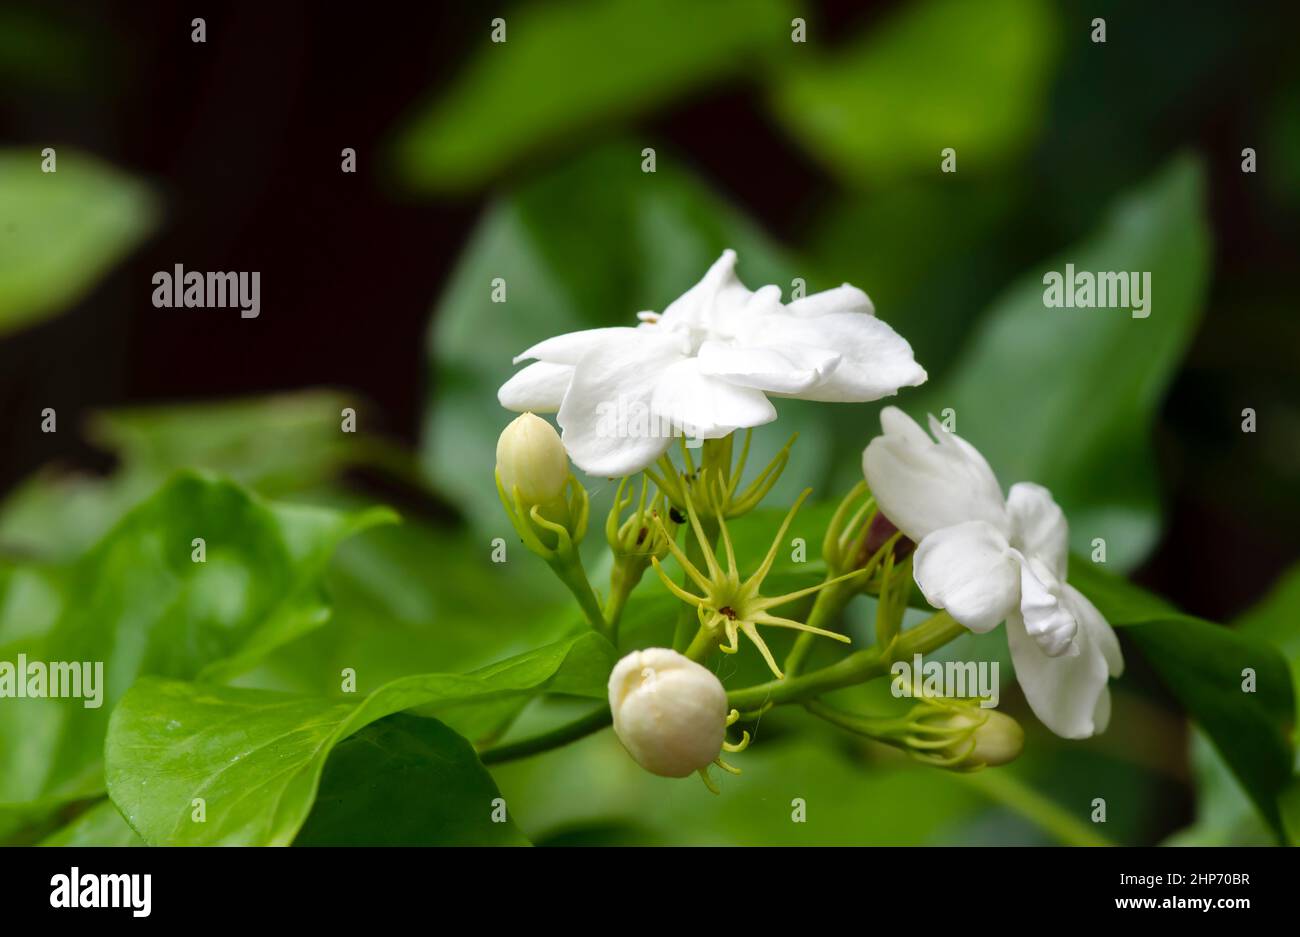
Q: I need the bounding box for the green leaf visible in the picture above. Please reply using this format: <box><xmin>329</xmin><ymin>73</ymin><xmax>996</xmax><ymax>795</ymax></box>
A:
<box><xmin>393</xmin><ymin>0</ymin><xmax>795</xmax><ymax>192</ymax></box>
<box><xmin>1167</xmin><ymin>564</ymin><xmax>1300</xmax><ymax>845</ymax></box>
<box><xmin>40</xmin><ymin>799</ymin><xmax>142</xmax><ymax>847</ymax></box>
<box><xmin>105</xmin><ymin>633</ymin><xmax>614</xmax><ymax>845</ymax></box>
<box><xmin>920</xmin><ymin>155</ymin><xmax>1211</xmax><ymax>570</ymax></box>
<box><xmin>240</xmin><ymin>513</ymin><xmax>573</xmax><ymax>701</ymax></box>
<box><xmin>1071</xmin><ymin>559</ymin><xmax>1295</xmax><ymax>836</ymax></box>
<box><xmin>1236</xmin><ymin>563</ymin><xmax>1300</xmax><ymax>716</ymax></box>
<box><xmin>0</xmin><ymin>148</ymin><xmax>157</xmax><ymax>336</ymax></box>
<box><xmin>295</xmin><ymin>714</ymin><xmax>528</xmax><ymax>846</ymax></box>
<box><xmin>88</xmin><ymin>391</ymin><xmax>386</xmax><ymax>496</ymax></box>
<box><xmin>0</xmin><ymin>472</ymin><xmax>394</xmax><ymax>824</ymax></box>
<box><xmin>0</xmin><ymin>391</ymin><xmax>412</xmax><ymax>562</ymax></box>
<box><xmin>768</xmin><ymin>0</ymin><xmax>1059</xmax><ymax>186</ymax></box>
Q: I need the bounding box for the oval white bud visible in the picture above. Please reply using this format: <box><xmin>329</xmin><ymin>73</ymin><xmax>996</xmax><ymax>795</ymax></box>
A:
<box><xmin>939</xmin><ymin>709</ymin><xmax>1024</xmax><ymax>767</ymax></box>
<box><xmin>496</xmin><ymin>413</ymin><xmax>569</xmax><ymax>507</ymax></box>
<box><xmin>608</xmin><ymin>647</ymin><xmax>727</xmax><ymax>778</ymax></box>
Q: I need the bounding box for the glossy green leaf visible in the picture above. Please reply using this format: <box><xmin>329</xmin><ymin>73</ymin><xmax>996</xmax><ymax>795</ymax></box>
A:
<box><xmin>0</xmin><ymin>148</ymin><xmax>157</xmax><ymax>335</ymax></box>
<box><xmin>240</xmin><ymin>513</ymin><xmax>571</xmax><ymax>699</ymax></box>
<box><xmin>105</xmin><ymin>633</ymin><xmax>614</xmax><ymax>845</ymax></box>
<box><xmin>0</xmin><ymin>472</ymin><xmax>394</xmax><ymax>826</ymax></box>
<box><xmin>768</xmin><ymin>0</ymin><xmax>1058</xmax><ymax>186</ymax></box>
<box><xmin>295</xmin><ymin>714</ymin><xmax>528</xmax><ymax>846</ymax></box>
<box><xmin>393</xmin><ymin>0</ymin><xmax>794</xmax><ymax>192</ymax></box>
<box><xmin>40</xmin><ymin>799</ymin><xmax>142</xmax><ymax>847</ymax></box>
<box><xmin>1071</xmin><ymin>559</ymin><xmax>1295</xmax><ymax>835</ymax></box>
<box><xmin>918</xmin><ymin>156</ymin><xmax>1211</xmax><ymax>570</ymax></box>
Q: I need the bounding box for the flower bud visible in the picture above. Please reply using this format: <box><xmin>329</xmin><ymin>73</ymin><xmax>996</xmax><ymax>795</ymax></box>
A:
<box><xmin>608</xmin><ymin>647</ymin><xmax>727</xmax><ymax>778</ymax></box>
<box><xmin>935</xmin><ymin>709</ymin><xmax>1024</xmax><ymax>768</ymax></box>
<box><xmin>495</xmin><ymin>413</ymin><xmax>569</xmax><ymax>508</ymax></box>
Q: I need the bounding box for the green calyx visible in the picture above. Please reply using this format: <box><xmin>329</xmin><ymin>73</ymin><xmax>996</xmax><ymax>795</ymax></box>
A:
<box><xmin>645</xmin><ymin>430</ymin><xmax>796</xmax><ymax>523</ymax></box>
<box><xmin>652</xmin><ymin>480</ymin><xmax>867</xmax><ymax>679</ymax></box>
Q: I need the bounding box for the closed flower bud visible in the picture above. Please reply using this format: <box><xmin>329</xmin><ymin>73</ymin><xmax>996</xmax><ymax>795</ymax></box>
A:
<box><xmin>608</xmin><ymin>647</ymin><xmax>727</xmax><ymax>778</ymax></box>
<box><xmin>936</xmin><ymin>709</ymin><xmax>1024</xmax><ymax>768</ymax></box>
<box><xmin>496</xmin><ymin>413</ymin><xmax>569</xmax><ymax>508</ymax></box>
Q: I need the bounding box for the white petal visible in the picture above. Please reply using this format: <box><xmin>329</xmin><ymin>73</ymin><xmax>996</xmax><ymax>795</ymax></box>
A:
<box><xmin>1063</xmin><ymin>584</ymin><xmax>1124</xmax><ymax>679</ymax></box>
<box><xmin>659</xmin><ymin>250</ymin><xmax>755</xmax><ymax>331</ymax></box>
<box><xmin>650</xmin><ymin>357</ymin><xmax>777</xmax><ymax>439</ymax></box>
<box><xmin>785</xmin><ymin>283</ymin><xmax>875</xmax><ymax>317</ymax></box>
<box><xmin>695</xmin><ymin>340</ymin><xmax>838</xmax><ymax>394</ymax></box>
<box><xmin>1007</xmin><ymin>482</ymin><xmax>1069</xmax><ymax>581</ymax></box>
<box><xmin>1018</xmin><ymin>558</ymin><xmax>1078</xmax><ymax>657</ymax></box>
<box><xmin>555</xmin><ymin>330</ymin><xmax>684</xmax><ymax>477</ymax></box>
<box><xmin>912</xmin><ymin>521</ymin><xmax>1020</xmax><ymax>633</ymax></box>
<box><xmin>863</xmin><ymin>408</ymin><xmax>1008</xmax><ymax>541</ymax></box>
<box><xmin>751</xmin><ymin>311</ymin><xmax>925</xmax><ymax>402</ymax></box>
<box><xmin>880</xmin><ymin>404</ymin><xmax>932</xmax><ymax>446</ymax></box>
<box><xmin>514</xmin><ymin>327</ymin><xmax>643</xmax><ymax>365</ymax></box>
<box><xmin>497</xmin><ymin>362</ymin><xmax>573</xmax><ymax>413</ymax></box>
<box><xmin>1006</xmin><ymin>604</ymin><xmax>1115</xmax><ymax>739</ymax></box>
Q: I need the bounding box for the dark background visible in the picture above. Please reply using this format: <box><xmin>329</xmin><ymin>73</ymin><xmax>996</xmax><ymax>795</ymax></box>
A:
<box><xmin>2</xmin><ymin>0</ymin><xmax>1298</xmax><ymax>627</ymax></box>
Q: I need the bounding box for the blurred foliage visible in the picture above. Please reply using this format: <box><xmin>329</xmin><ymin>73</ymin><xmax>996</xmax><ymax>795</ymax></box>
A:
<box><xmin>0</xmin><ymin>391</ymin><xmax>405</xmax><ymax>560</ymax></box>
<box><xmin>0</xmin><ymin>149</ymin><xmax>156</xmax><ymax>337</ymax></box>
<box><xmin>769</xmin><ymin>0</ymin><xmax>1058</xmax><ymax>186</ymax></box>
<box><xmin>1071</xmin><ymin>559</ymin><xmax>1293</xmax><ymax>837</ymax></box>
<box><xmin>394</xmin><ymin>0</ymin><xmax>797</xmax><ymax>191</ymax></box>
<box><xmin>1168</xmin><ymin>564</ymin><xmax>1300</xmax><ymax>845</ymax></box>
<box><xmin>916</xmin><ymin>157</ymin><xmax>1210</xmax><ymax>570</ymax></box>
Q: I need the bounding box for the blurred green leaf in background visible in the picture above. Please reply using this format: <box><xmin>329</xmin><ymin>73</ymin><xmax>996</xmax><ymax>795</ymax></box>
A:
<box><xmin>769</xmin><ymin>0</ymin><xmax>1060</xmax><ymax>187</ymax></box>
<box><xmin>918</xmin><ymin>156</ymin><xmax>1210</xmax><ymax>571</ymax></box>
<box><xmin>0</xmin><ymin>148</ymin><xmax>157</xmax><ymax>336</ymax></box>
<box><xmin>393</xmin><ymin>0</ymin><xmax>797</xmax><ymax>192</ymax></box>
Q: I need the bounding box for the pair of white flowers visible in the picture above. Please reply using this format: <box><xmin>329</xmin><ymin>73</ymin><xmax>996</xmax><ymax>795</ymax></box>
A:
<box><xmin>500</xmin><ymin>251</ymin><xmax>1122</xmax><ymax>756</ymax></box>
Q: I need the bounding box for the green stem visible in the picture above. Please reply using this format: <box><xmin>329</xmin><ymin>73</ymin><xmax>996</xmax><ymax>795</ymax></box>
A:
<box><xmin>729</xmin><ymin>610</ymin><xmax>962</xmax><ymax>711</ymax></box>
<box><xmin>783</xmin><ymin>578</ymin><xmax>854</xmax><ymax>677</ymax></box>
<box><xmin>804</xmin><ymin>699</ymin><xmax>907</xmax><ymax>738</ymax></box>
<box><xmin>684</xmin><ymin>623</ymin><xmax>717</xmax><ymax>662</ymax></box>
<box><xmin>479</xmin><ymin>707</ymin><xmax>612</xmax><ymax>765</ymax></box>
<box><xmin>551</xmin><ymin>553</ymin><xmax>612</xmax><ymax>642</ymax></box>
<box><xmin>604</xmin><ymin>558</ymin><xmax>645</xmax><ymax>646</ymax></box>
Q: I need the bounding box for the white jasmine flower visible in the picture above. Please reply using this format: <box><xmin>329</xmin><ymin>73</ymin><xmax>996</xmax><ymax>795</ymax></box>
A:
<box><xmin>500</xmin><ymin>250</ymin><xmax>927</xmax><ymax>477</ymax></box>
<box><xmin>608</xmin><ymin>647</ymin><xmax>729</xmax><ymax>779</ymax></box>
<box><xmin>863</xmin><ymin>408</ymin><xmax>1124</xmax><ymax>739</ymax></box>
